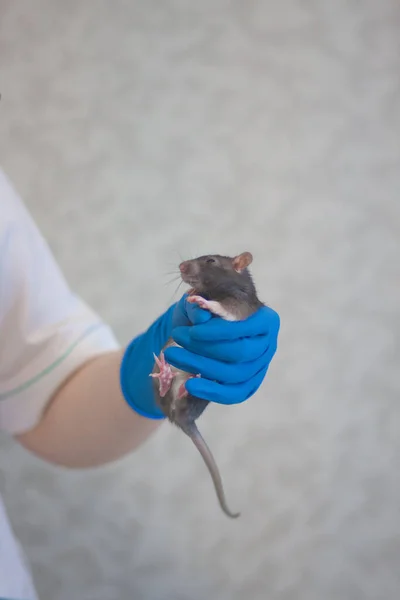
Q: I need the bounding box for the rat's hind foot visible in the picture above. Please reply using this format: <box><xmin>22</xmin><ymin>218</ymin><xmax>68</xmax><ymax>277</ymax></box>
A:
<box><xmin>150</xmin><ymin>352</ymin><xmax>177</xmax><ymax>397</ymax></box>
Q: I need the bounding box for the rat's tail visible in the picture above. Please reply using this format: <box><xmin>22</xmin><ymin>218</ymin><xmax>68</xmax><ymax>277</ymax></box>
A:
<box><xmin>181</xmin><ymin>422</ymin><xmax>240</xmax><ymax>519</ymax></box>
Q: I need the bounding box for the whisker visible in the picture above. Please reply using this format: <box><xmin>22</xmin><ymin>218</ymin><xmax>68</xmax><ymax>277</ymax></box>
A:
<box><xmin>173</xmin><ymin>249</ymin><xmax>185</xmax><ymax>263</ymax></box>
<box><xmin>166</xmin><ymin>279</ymin><xmax>184</xmax><ymax>305</ymax></box>
<box><xmin>164</xmin><ymin>275</ymin><xmax>182</xmax><ymax>286</ymax></box>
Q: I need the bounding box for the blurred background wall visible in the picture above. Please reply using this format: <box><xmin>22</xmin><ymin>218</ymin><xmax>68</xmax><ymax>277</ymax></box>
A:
<box><xmin>0</xmin><ymin>1</ymin><xmax>399</xmax><ymax>599</ymax></box>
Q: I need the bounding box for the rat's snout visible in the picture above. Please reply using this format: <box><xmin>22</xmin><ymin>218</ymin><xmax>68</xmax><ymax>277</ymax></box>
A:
<box><xmin>179</xmin><ymin>260</ymin><xmax>196</xmax><ymax>274</ymax></box>
<box><xmin>179</xmin><ymin>260</ymin><xmax>198</xmax><ymax>282</ymax></box>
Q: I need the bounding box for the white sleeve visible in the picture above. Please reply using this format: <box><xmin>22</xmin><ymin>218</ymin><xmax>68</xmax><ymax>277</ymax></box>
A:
<box><xmin>0</xmin><ymin>169</ymin><xmax>120</xmax><ymax>434</ymax></box>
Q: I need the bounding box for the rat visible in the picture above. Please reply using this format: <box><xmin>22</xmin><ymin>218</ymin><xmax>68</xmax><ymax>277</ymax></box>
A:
<box><xmin>150</xmin><ymin>251</ymin><xmax>264</xmax><ymax>519</ymax></box>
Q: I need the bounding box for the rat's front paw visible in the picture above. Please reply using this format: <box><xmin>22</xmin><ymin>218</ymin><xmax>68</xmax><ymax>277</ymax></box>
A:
<box><xmin>187</xmin><ymin>295</ymin><xmax>210</xmax><ymax>310</ymax></box>
<box><xmin>187</xmin><ymin>296</ymin><xmax>233</xmax><ymax>320</ymax></box>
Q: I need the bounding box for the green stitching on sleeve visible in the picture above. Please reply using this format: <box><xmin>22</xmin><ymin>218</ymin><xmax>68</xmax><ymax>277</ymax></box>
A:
<box><xmin>0</xmin><ymin>322</ymin><xmax>104</xmax><ymax>401</ymax></box>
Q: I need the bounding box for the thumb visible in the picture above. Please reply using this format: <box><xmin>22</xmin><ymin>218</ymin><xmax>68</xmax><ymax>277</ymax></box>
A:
<box><xmin>172</xmin><ymin>294</ymin><xmax>213</xmax><ymax>328</ymax></box>
<box><xmin>185</xmin><ymin>298</ymin><xmax>213</xmax><ymax>325</ymax></box>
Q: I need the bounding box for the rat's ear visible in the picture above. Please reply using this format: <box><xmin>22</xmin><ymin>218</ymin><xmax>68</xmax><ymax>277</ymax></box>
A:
<box><xmin>233</xmin><ymin>252</ymin><xmax>253</xmax><ymax>272</ymax></box>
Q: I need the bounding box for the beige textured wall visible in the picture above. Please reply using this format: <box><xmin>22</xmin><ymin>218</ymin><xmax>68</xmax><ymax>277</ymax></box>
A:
<box><xmin>0</xmin><ymin>1</ymin><xmax>399</xmax><ymax>599</ymax></box>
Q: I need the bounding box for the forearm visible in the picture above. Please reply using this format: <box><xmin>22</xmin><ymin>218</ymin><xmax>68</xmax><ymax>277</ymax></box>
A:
<box><xmin>15</xmin><ymin>350</ymin><xmax>163</xmax><ymax>468</ymax></box>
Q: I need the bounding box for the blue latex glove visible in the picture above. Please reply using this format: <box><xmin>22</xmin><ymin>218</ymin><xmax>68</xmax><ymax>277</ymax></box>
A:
<box><xmin>120</xmin><ymin>303</ymin><xmax>175</xmax><ymax>420</ymax></box>
<box><xmin>120</xmin><ymin>294</ymin><xmax>280</xmax><ymax>419</ymax></box>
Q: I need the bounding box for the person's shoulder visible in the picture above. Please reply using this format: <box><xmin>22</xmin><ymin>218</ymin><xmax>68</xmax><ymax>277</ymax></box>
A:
<box><xmin>0</xmin><ymin>168</ymin><xmax>27</xmax><ymax>223</ymax></box>
<box><xmin>0</xmin><ymin>169</ymin><xmax>41</xmax><ymax>262</ymax></box>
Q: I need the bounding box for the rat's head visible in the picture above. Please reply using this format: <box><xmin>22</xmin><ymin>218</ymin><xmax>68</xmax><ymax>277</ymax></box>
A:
<box><xmin>179</xmin><ymin>252</ymin><xmax>256</xmax><ymax>300</ymax></box>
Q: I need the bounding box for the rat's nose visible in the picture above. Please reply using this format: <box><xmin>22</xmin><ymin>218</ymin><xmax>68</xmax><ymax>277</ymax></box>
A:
<box><xmin>179</xmin><ymin>261</ymin><xmax>189</xmax><ymax>273</ymax></box>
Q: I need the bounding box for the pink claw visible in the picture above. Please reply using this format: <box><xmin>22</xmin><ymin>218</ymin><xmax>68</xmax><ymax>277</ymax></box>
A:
<box><xmin>153</xmin><ymin>353</ymin><xmax>164</xmax><ymax>369</ymax></box>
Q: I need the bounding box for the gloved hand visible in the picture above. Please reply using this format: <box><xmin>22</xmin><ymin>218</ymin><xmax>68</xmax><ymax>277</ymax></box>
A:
<box><xmin>165</xmin><ymin>294</ymin><xmax>280</xmax><ymax>405</ymax></box>
<box><xmin>120</xmin><ymin>294</ymin><xmax>280</xmax><ymax>419</ymax></box>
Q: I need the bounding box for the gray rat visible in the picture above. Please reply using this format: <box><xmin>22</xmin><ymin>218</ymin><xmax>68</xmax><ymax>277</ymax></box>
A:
<box><xmin>151</xmin><ymin>252</ymin><xmax>264</xmax><ymax>519</ymax></box>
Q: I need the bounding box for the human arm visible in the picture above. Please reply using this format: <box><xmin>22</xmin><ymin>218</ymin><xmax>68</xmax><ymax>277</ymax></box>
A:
<box><xmin>14</xmin><ymin>298</ymin><xmax>178</xmax><ymax>469</ymax></box>
<box><xmin>0</xmin><ymin>170</ymin><xmax>165</xmax><ymax>467</ymax></box>
<box><xmin>15</xmin><ymin>349</ymin><xmax>162</xmax><ymax>468</ymax></box>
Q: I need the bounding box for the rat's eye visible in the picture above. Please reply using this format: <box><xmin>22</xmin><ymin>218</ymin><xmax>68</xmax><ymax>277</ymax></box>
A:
<box><xmin>206</xmin><ymin>258</ymin><xmax>216</xmax><ymax>264</ymax></box>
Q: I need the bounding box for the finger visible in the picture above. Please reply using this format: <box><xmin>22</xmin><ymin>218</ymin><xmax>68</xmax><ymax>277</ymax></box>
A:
<box><xmin>171</xmin><ymin>296</ymin><xmax>191</xmax><ymax>328</ymax></box>
<box><xmin>186</xmin><ymin>367</ymin><xmax>267</xmax><ymax>405</ymax></box>
<box><xmin>189</xmin><ymin>306</ymin><xmax>280</xmax><ymax>342</ymax></box>
<box><xmin>172</xmin><ymin>326</ymin><xmax>269</xmax><ymax>363</ymax></box>
<box><xmin>163</xmin><ymin>344</ymin><xmax>273</xmax><ymax>384</ymax></box>
<box><xmin>185</xmin><ymin>298</ymin><xmax>213</xmax><ymax>325</ymax></box>
<box><xmin>172</xmin><ymin>294</ymin><xmax>212</xmax><ymax>328</ymax></box>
